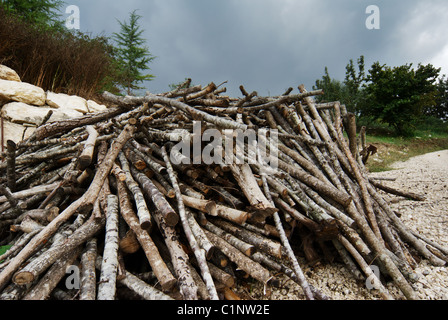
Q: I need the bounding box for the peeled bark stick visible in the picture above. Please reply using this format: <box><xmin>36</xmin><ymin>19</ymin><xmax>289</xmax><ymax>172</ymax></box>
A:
<box><xmin>145</xmin><ymin>94</ymin><xmax>248</xmax><ymax>131</ymax></box>
<box><xmin>12</xmin><ymin>214</ymin><xmax>105</xmax><ymax>286</ymax></box>
<box><xmin>182</xmin><ymin>195</ymin><xmax>217</xmax><ymax>216</ymax></box>
<box><xmin>345</xmin><ymin>113</ymin><xmax>359</xmax><ymax>159</ymax></box>
<box><xmin>10</xmin><ymin>216</ymin><xmax>44</xmax><ymax>234</ymax></box>
<box><xmin>0</xmin><ymin>185</ymin><xmax>19</xmax><ymax>212</ymax></box>
<box><xmin>97</xmin><ymin>195</ymin><xmax>120</xmax><ymax>300</ymax></box>
<box><xmin>118</xmin><ymin>269</ymin><xmax>174</xmax><ymax>300</ymax></box>
<box><xmin>33</xmin><ymin>107</ymin><xmax>124</xmax><ymax>141</ymax></box>
<box><xmin>6</xmin><ymin>140</ymin><xmax>16</xmax><ymax>192</ymax></box>
<box><xmin>367</xmin><ymin>183</ymin><xmax>446</xmax><ymax>267</ymax></box>
<box><xmin>114</xmin><ymin>177</ymin><xmax>176</xmax><ymax>292</ymax></box>
<box><xmin>368</xmin><ymin>179</ymin><xmax>426</xmax><ymax>202</ymax></box>
<box><xmin>203</xmin><ymin>228</ymin><xmax>272</xmax><ymax>285</ymax></box>
<box><xmin>0</xmin><ymin>182</ymin><xmax>61</xmax><ymax>204</ymax></box>
<box><xmin>0</xmin><ymin>125</ymin><xmax>135</xmax><ymax>291</ymax></box>
<box><xmin>185</xmin><ymin>208</ymin><xmax>216</xmax><ymax>259</ymax></box>
<box><xmin>130</xmin><ymin>165</ymin><xmax>179</xmax><ymax>227</ymax></box>
<box><xmin>202</xmin><ymin>219</ymin><xmax>255</xmax><ymax>256</ymax></box>
<box><xmin>260</xmin><ymin>171</ymin><xmax>315</xmax><ymax>300</ymax></box>
<box><xmin>79</xmin><ymin>238</ymin><xmax>98</xmax><ymax>300</ymax></box>
<box><xmin>228</xmin><ymin>163</ymin><xmax>277</xmax><ymax>218</ymax></box>
<box><xmin>337</xmin><ymin>235</ymin><xmax>394</xmax><ymax>300</ymax></box>
<box><xmin>333</xmin><ymin>104</ymin><xmax>382</xmax><ymax>241</ymax></box>
<box><xmin>211</xmin><ymin>219</ymin><xmax>282</xmax><ymax>259</ymax></box>
<box><xmin>152</xmin><ymin>208</ymin><xmax>198</xmax><ymax>300</ymax></box>
<box><xmin>215</xmin><ymin>204</ymin><xmax>249</xmax><ymax>225</ymax></box>
<box><xmin>161</xmin><ymin>146</ymin><xmax>219</xmax><ymax>300</ymax></box>
<box><xmin>23</xmin><ymin>246</ymin><xmax>83</xmax><ymax>300</ymax></box>
<box><xmin>79</xmin><ymin>126</ymin><xmax>99</xmax><ymax>170</ymax></box>
<box><xmin>118</xmin><ymin>152</ymin><xmax>152</xmax><ymax>230</ymax></box>
<box><xmin>276</xmin><ymin>158</ymin><xmax>352</xmax><ymax>207</ymax></box>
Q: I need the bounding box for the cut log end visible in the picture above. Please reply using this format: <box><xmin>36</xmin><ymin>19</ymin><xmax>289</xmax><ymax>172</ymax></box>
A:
<box><xmin>13</xmin><ymin>271</ymin><xmax>35</xmax><ymax>285</ymax></box>
<box><xmin>164</xmin><ymin>212</ymin><xmax>180</xmax><ymax>227</ymax></box>
<box><xmin>140</xmin><ymin>220</ymin><xmax>152</xmax><ymax>231</ymax></box>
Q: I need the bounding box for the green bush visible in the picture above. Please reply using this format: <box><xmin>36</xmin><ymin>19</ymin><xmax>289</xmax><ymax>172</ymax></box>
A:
<box><xmin>0</xmin><ymin>7</ymin><xmax>121</xmax><ymax>99</ymax></box>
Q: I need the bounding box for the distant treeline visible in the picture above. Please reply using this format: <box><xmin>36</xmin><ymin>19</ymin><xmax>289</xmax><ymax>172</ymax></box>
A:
<box><xmin>314</xmin><ymin>56</ymin><xmax>448</xmax><ymax>136</ymax></box>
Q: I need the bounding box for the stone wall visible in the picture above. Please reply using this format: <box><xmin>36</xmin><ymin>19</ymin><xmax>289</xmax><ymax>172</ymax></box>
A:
<box><xmin>0</xmin><ymin>64</ymin><xmax>108</xmax><ymax>148</ymax></box>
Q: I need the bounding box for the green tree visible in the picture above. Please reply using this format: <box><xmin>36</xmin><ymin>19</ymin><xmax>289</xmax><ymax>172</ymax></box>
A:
<box><xmin>344</xmin><ymin>55</ymin><xmax>367</xmax><ymax>115</ymax></box>
<box><xmin>0</xmin><ymin>0</ymin><xmax>65</xmax><ymax>29</ymax></box>
<box><xmin>313</xmin><ymin>67</ymin><xmax>348</xmax><ymax>103</ymax></box>
<box><xmin>113</xmin><ymin>10</ymin><xmax>155</xmax><ymax>95</ymax></box>
<box><xmin>427</xmin><ymin>75</ymin><xmax>448</xmax><ymax>120</ymax></box>
<box><xmin>364</xmin><ymin>62</ymin><xmax>440</xmax><ymax>136</ymax></box>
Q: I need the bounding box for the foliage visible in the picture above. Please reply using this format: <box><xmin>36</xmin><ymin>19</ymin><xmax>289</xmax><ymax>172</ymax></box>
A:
<box><xmin>314</xmin><ymin>56</ymin><xmax>367</xmax><ymax>114</ymax></box>
<box><xmin>343</xmin><ymin>55</ymin><xmax>367</xmax><ymax>115</ymax></box>
<box><xmin>0</xmin><ymin>0</ymin><xmax>65</xmax><ymax>30</ymax></box>
<box><xmin>363</xmin><ymin>62</ymin><xmax>440</xmax><ymax>136</ymax></box>
<box><xmin>427</xmin><ymin>75</ymin><xmax>448</xmax><ymax>120</ymax></box>
<box><xmin>314</xmin><ymin>56</ymin><xmax>445</xmax><ymax>137</ymax></box>
<box><xmin>112</xmin><ymin>10</ymin><xmax>155</xmax><ymax>95</ymax></box>
<box><xmin>314</xmin><ymin>67</ymin><xmax>348</xmax><ymax>104</ymax></box>
<box><xmin>0</xmin><ymin>6</ymin><xmax>122</xmax><ymax>98</ymax></box>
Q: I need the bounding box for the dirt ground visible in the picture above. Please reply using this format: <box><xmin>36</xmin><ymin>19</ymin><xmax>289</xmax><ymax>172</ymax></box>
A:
<box><xmin>236</xmin><ymin>150</ymin><xmax>448</xmax><ymax>300</ymax></box>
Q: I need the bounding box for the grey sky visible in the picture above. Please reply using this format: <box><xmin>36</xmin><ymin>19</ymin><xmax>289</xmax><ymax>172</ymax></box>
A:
<box><xmin>66</xmin><ymin>0</ymin><xmax>448</xmax><ymax>97</ymax></box>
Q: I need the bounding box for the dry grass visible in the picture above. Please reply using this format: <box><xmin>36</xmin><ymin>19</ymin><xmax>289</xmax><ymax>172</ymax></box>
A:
<box><xmin>0</xmin><ymin>8</ymin><xmax>120</xmax><ymax>100</ymax></box>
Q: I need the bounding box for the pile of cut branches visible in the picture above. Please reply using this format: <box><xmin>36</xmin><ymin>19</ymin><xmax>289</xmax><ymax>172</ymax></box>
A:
<box><xmin>0</xmin><ymin>80</ymin><xmax>446</xmax><ymax>300</ymax></box>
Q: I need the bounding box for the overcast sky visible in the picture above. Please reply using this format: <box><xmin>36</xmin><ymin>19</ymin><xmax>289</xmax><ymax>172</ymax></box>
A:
<box><xmin>65</xmin><ymin>0</ymin><xmax>448</xmax><ymax>97</ymax></box>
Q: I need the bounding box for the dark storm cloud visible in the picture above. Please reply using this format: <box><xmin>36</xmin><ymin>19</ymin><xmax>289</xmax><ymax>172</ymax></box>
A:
<box><xmin>66</xmin><ymin>0</ymin><xmax>448</xmax><ymax>97</ymax></box>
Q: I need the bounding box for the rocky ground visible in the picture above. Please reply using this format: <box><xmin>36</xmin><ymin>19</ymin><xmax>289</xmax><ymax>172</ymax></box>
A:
<box><xmin>235</xmin><ymin>150</ymin><xmax>448</xmax><ymax>300</ymax></box>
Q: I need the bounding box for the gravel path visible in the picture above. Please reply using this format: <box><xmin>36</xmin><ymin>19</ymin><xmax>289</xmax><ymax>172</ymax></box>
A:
<box><xmin>238</xmin><ymin>150</ymin><xmax>448</xmax><ymax>300</ymax></box>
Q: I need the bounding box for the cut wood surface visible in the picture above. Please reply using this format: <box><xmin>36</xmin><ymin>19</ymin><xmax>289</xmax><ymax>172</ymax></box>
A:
<box><xmin>0</xmin><ymin>79</ymin><xmax>444</xmax><ymax>301</ymax></box>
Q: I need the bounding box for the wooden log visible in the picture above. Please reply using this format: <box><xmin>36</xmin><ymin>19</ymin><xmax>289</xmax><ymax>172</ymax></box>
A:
<box><xmin>6</xmin><ymin>140</ymin><xmax>16</xmax><ymax>192</ymax></box>
<box><xmin>182</xmin><ymin>195</ymin><xmax>217</xmax><ymax>216</ymax></box>
<box><xmin>118</xmin><ymin>269</ymin><xmax>174</xmax><ymax>300</ymax></box>
<box><xmin>228</xmin><ymin>163</ymin><xmax>277</xmax><ymax>221</ymax></box>
<box><xmin>33</xmin><ymin>107</ymin><xmax>125</xmax><ymax>141</ymax></box>
<box><xmin>202</xmin><ymin>219</ymin><xmax>255</xmax><ymax>256</ymax></box>
<box><xmin>79</xmin><ymin>238</ymin><xmax>98</xmax><ymax>300</ymax></box>
<box><xmin>152</xmin><ymin>208</ymin><xmax>198</xmax><ymax>300</ymax></box>
<box><xmin>0</xmin><ymin>182</ymin><xmax>61</xmax><ymax>204</ymax></box>
<box><xmin>79</xmin><ymin>126</ymin><xmax>99</xmax><ymax>170</ymax></box>
<box><xmin>117</xmin><ymin>152</ymin><xmax>152</xmax><ymax>230</ymax></box>
<box><xmin>211</xmin><ymin>219</ymin><xmax>282</xmax><ymax>259</ymax></box>
<box><xmin>97</xmin><ymin>195</ymin><xmax>120</xmax><ymax>300</ymax></box>
<box><xmin>12</xmin><ymin>214</ymin><xmax>105</xmax><ymax>286</ymax></box>
<box><xmin>185</xmin><ymin>208</ymin><xmax>216</xmax><ymax>260</ymax></box>
<box><xmin>0</xmin><ymin>125</ymin><xmax>135</xmax><ymax>291</ymax></box>
<box><xmin>130</xmin><ymin>165</ymin><xmax>179</xmax><ymax>227</ymax></box>
<box><xmin>215</xmin><ymin>204</ymin><xmax>249</xmax><ymax>225</ymax></box>
<box><xmin>161</xmin><ymin>146</ymin><xmax>219</xmax><ymax>300</ymax></box>
<box><xmin>23</xmin><ymin>246</ymin><xmax>82</xmax><ymax>300</ymax></box>
<box><xmin>203</xmin><ymin>229</ymin><xmax>272</xmax><ymax>285</ymax></box>
<box><xmin>114</xmin><ymin>176</ymin><xmax>176</xmax><ymax>292</ymax></box>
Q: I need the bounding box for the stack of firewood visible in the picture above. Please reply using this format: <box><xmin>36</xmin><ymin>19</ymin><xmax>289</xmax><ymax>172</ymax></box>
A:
<box><xmin>0</xmin><ymin>79</ymin><xmax>446</xmax><ymax>301</ymax></box>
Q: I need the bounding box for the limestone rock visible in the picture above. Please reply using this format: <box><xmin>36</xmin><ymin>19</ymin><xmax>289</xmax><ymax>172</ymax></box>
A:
<box><xmin>1</xmin><ymin>102</ymin><xmax>83</xmax><ymax>126</ymax></box>
<box><xmin>0</xmin><ymin>79</ymin><xmax>46</xmax><ymax>106</ymax></box>
<box><xmin>46</xmin><ymin>91</ymin><xmax>90</xmax><ymax>114</ymax></box>
<box><xmin>87</xmin><ymin>99</ymin><xmax>108</xmax><ymax>113</ymax></box>
<box><xmin>0</xmin><ymin>120</ymin><xmax>36</xmax><ymax>148</ymax></box>
<box><xmin>0</xmin><ymin>65</ymin><xmax>21</xmax><ymax>82</ymax></box>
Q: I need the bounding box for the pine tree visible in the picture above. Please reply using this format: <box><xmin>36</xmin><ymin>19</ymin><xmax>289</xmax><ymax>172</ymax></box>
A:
<box><xmin>113</xmin><ymin>10</ymin><xmax>155</xmax><ymax>95</ymax></box>
<box><xmin>1</xmin><ymin>0</ymin><xmax>65</xmax><ymax>29</ymax></box>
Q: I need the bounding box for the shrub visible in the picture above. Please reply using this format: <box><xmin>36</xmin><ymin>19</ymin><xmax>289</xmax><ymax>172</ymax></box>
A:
<box><xmin>0</xmin><ymin>7</ymin><xmax>121</xmax><ymax>99</ymax></box>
